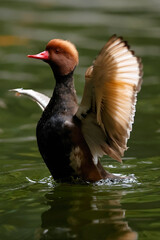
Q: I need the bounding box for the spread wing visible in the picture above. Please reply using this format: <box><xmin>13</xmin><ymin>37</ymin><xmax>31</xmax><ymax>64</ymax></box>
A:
<box><xmin>76</xmin><ymin>35</ymin><xmax>143</xmax><ymax>163</ymax></box>
<box><xmin>10</xmin><ymin>88</ymin><xmax>50</xmax><ymax>110</ymax></box>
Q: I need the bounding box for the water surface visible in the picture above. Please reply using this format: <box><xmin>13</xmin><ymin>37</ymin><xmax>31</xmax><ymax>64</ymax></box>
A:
<box><xmin>0</xmin><ymin>0</ymin><xmax>160</xmax><ymax>239</ymax></box>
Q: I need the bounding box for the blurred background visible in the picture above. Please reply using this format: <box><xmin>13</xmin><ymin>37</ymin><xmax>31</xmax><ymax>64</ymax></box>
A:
<box><xmin>0</xmin><ymin>0</ymin><xmax>160</xmax><ymax>240</ymax></box>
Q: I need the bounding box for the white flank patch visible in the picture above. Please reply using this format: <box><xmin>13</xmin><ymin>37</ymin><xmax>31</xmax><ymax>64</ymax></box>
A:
<box><xmin>69</xmin><ymin>147</ymin><xmax>83</xmax><ymax>174</ymax></box>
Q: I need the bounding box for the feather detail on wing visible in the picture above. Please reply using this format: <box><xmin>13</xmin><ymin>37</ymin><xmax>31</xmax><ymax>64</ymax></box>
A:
<box><xmin>77</xmin><ymin>35</ymin><xmax>143</xmax><ymax>163</ymax></box>
<box><xmin>10</xmin><ymin>88</ymin><xmax>50</xmax><ymax>110</ymax></box>
<box><xmin>76</xmin><ymin>66</ymin><xmax>93</xmax><ymax>119</ymax></box>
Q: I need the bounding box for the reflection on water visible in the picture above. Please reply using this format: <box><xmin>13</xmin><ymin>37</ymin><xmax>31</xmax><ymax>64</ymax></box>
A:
<box><xmin>0</xmin><ymin>0</ymin><xmax>160</xmax><ymax>239</ymax></box>
<box><xmin>39</xmin><ymin>186</ymin><xmax>137</xmax><ymax>240</ymax></box>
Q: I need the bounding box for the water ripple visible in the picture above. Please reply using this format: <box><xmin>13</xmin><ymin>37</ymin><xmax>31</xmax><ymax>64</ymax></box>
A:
<box><xmin>0</xmin><ymin>136</ymin><xmax>36</xmax><ymax>143</ymax></box>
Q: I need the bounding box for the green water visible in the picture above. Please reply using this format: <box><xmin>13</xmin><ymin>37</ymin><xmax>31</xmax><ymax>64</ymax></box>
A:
<box><xmin>0</xmin><ymin>0</ymin><xmax>160</xmax><ymax>239</ymax></box>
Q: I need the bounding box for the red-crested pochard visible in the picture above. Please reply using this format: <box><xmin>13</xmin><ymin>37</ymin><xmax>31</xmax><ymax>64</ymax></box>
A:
<box><xmin>12</xmin><ymin>35</ymin><xmax>143</xmax><ymax>182</ymax></box>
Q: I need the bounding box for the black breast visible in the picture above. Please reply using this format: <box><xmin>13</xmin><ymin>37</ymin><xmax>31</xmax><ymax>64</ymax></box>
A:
<box><xmin>36</xmin><ymin>114</ymin><xmax>76</xmax><ymax>180</ymax></box>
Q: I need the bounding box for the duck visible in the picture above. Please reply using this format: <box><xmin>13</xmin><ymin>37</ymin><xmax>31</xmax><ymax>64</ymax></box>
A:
<box><xmin>11</xmin><ymin>35</ymin><xmax>143</xmax><ymax>182</ymax></box>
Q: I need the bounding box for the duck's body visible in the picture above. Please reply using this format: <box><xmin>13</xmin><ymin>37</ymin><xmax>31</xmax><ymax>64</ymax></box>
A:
<box><xmin>12</xmin><ymin>35</ymin><xmax>143</xmax><ymax>182</ymax></box>
<box><xmin>36</xmin><ymin>72</ymin><xmax>78</xmax><ymax>180</ymax></box>
<box><xmin>36</xmin><ymin>71</ymin><xmax>110</xmax><ymax>181</ymax></box>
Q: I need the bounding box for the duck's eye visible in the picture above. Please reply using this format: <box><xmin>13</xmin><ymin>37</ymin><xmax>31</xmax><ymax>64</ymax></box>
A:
<box><xmin>55</xmin><ymin>48</ymin><xmax>60</xmax><ymax>54</ymax></box>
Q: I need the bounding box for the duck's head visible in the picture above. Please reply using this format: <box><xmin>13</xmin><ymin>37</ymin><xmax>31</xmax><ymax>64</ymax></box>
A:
<box><xmin>28</xmin><ymin>39</ymin><xmax>79</xmax><ymax>76</ymax></box>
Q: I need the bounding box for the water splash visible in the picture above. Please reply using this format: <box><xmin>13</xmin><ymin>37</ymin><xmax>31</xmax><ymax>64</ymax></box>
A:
<box><xmin>93</xmin><ymin>174</ymin><xmax>140</xmax><ymax>187</ymax></box>
<box><xmin>26</xmin><ymin>176</ymin><xmax>56</xmax><ymax>188</ymax></box>
<box><xmin>26</xmin><ymin>173</ymin><xmax>140</xmax><ymax>188</ymax></box>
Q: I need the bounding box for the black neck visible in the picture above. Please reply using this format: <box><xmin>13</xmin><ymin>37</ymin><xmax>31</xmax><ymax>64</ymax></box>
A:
<box><xmin>43</xmin><ymin>71</ymin><xmax>78</xmax><ymax>119</ymax></box>
<box><xmin>52</xmin><ymin>71</ymin><xmax>75</xmax><ymax>95</ymax></box>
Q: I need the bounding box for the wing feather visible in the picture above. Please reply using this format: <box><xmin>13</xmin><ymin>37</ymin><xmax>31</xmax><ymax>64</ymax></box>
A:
<box><xmin>77</xmin><ymin>35</ymin><xmax>143</xmax><ymax>163</ymax></box>
<box><xmin>93</xmin><ymin>35</ymin><xmax>143</xmax><ymax>159</ymax></box>
<box><xmin>10</xmin><ymin>88</ymin><xmax>50</xmax><ymax>110</ymax></box>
